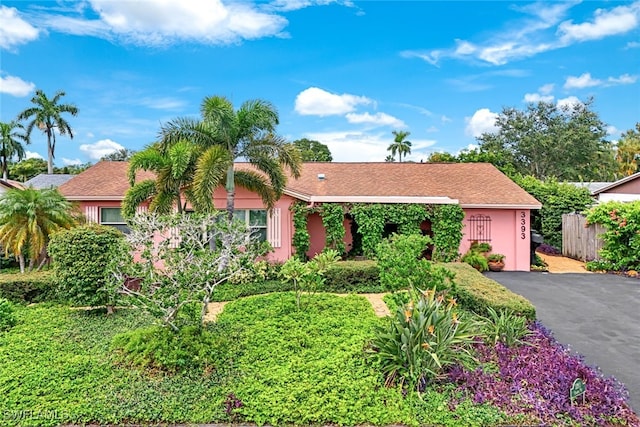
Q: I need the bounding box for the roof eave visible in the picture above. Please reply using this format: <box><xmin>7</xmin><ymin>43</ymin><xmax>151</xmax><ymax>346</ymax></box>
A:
<box><xmin>592</xmin><ymin>172</ymin><xmax>640</xmax><ymax>195</ymax></box>
<box><xmin>62</xmin><ymin>195</ymin><xmax>124</xmax><ymax>201</ymax></box>
<box><xmin>461</xmin><ymin>203</ymin><xmax>542</xmax><ymax>209</ymax></box>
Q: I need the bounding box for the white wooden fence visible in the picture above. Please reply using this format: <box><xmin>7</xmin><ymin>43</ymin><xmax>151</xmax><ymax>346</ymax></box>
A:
<box><xmin>562</xmin><ymin>213</ymin><xmax>605</xmax><ymax>261</ymax></box>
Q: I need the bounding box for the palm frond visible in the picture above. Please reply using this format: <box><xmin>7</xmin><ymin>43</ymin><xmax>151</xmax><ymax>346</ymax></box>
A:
<box><xmin>122</xmin><ymin>180</ymin><xmax>157</xmax><ymax>218</ymax></box>
<box><xmin>234</xmin><ymin>170</ymin><xmax>277</xmax><ymax>210</ymax></box>
<box><xmin>192</xmin><ymin>145</ymin><xmax>231</xmax><ymax>212</ymax></box>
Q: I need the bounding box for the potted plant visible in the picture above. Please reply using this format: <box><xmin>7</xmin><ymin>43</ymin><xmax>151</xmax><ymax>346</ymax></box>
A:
<box><xmin>487</xmin><ymin>253</ymin><xmax>506</xmax><ymax>272</ymax></box>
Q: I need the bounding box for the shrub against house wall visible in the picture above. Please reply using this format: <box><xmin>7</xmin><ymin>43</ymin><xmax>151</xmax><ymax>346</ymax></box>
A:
<box><xmin>49</xmin><ymin>224</ymin><xmax>129</xmax><ymax>307</ymax></box>
<box><xmin>515</xmin><ymin>176</ymin><xmax>593</xmax><ymax>248</ymax></box>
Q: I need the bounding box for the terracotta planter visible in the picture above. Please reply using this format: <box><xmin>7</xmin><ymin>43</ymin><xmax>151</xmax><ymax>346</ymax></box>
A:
<box><xmin>488</xmin><ymin>261</ymin><xmax>505</xmax><ymax>272</ymax></box>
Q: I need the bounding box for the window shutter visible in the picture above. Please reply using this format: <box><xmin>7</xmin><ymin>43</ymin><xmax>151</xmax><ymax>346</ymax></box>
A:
<box><xmin>85</xmin><ymin>205</ymin><xmax>98</xmax><ymax>223</ymax></box>
<box><xmin>268</xmin><ymin>208</ymin><xmax>281</xmax><ymax>248</ymax></box>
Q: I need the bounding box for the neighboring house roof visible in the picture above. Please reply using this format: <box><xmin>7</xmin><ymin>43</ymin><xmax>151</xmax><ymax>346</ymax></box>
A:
<box><xmin>25</xmin><ymin>174</ymin><xmax>75</xmax><ymax>189</ymax></box>
<box><xmin>58</xmin><ymin>161</ymin><xmax>155</xmax><ymax>200</ymax></box>
<box><xmin>283</xmin><ymin>162</ymin><xmax>541</xmax><ymax>208</ymax></box>
<box><xmin>0</xmin><ymin>179</ymin><xmax>25</xmax><ymax>191</ymax></box>
<box><xmin>591</xmin><ymin>171</ymin><xmax>640</xmax><ymax>195</ymax></box>
<box><xmin>568</xmin><ymin>181</ymin><xmax>611</xmax><ymax>194</ymax></box>
<box><xmin>59</xmin><ymin>161</ymin><xmax>541</xmax><ymax>209</ymax></box>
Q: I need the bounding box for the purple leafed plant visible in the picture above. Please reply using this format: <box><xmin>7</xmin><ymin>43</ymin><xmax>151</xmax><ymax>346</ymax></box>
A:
<box><xmin>448</xmin><ymin>322</ymin><xmax>639</xmax><ymax>426</ymax></box>
<box><xmin>536</xmin><ymin>243</ymin><xmax>562</xmax><ymax>256</ymax></box>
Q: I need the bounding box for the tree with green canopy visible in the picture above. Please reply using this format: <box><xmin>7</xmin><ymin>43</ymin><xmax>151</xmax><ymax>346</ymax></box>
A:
<box><xmin>0</xmin><ymin>121</ymin><xmax>28</xmax><ymax>180</ymax></box>
<box><xmin>476</xmin><ymin>99</ymin><xmax>616</xmax><ymax>181</ymax></box>
<box><xmin>615</xmin><ymin>123</ymin><xmax>640</xmax><ymax>177</ymax></box>
<box><xmin>18</xmin><ymin>89</ymin><xmax>79</xmax><ymax>174</ymax></box>
<box><xmin>159</xmin><ymin>95</ymin><xmax>302</xmax><ymax>218</ymax></box>
<box><xmin>292</xmin><ymin>138</ymin><xmax>333</xmax><ymax>162</ymax></box>
<box><xmin>388</xmin><ymin>130</ymin><xmax>412</xmax><ymax>162</ymax></box>
<box><xmin>0</xmin><ymin>187</ymin><xmax>77</xmax><ymax>273</ymax></box>
<box><xmin>9</xmin><ymin>158</ymin><xmax>48</xmax><ymax>182</ymax></box>
<box><xmin>101</xmin><ymin>148</ymin><xmax>137</xmax><ymax>161</ymax></box>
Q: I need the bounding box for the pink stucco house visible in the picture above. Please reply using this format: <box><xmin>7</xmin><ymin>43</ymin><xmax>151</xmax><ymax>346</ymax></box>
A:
<box><xmin>58</xmin><ymin>161</ymin><xmax>541</xmax><ymax>271</ymax></box>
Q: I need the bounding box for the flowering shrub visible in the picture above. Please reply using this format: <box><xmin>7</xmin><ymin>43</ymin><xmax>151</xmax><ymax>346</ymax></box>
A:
<box><xmin>586</xmin><ymin>201</ymin><xmax>640</xmax><ymax>271</ymax></box>
<box><xmin>448</xmin><ymin>322</ymin><xmax>638</xmax><ymax>425</ymax></box>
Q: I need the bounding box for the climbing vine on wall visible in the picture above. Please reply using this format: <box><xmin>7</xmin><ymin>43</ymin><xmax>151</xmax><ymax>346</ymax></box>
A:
<box><xmin>290</xmin><ymin>201</ymin><xmax>310</xmax><ymax>260</ymax></box>
<box><xmin>319</xmin><ymin>203</ymin><xmax>346</xmax><ymax>254</ymax></box>
<box><xmin>291</xmin><ymin>202</ymin><xmax>465</xmax><ymax>262</ymax></box>
<box><xmin>429</xmin><ymin>204</ymin><xmax>464</xmax><ymax>262</ymax></box>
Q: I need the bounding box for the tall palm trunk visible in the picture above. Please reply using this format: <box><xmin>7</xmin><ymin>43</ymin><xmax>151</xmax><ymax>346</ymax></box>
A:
<box><xmin>47</xmin><ymin>128</ymin><xmax>55</xmax><ymax>174</ymax></box>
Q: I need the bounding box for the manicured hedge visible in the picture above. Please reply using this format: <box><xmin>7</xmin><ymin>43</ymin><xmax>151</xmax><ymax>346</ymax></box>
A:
<box><xmin>323</xmin><ymin>260</ymin><xmax>382</xmax><ymax>292</ymax></box>
<box><xmin>0</xmin><ymin>271</ymin><xmax>56</xmax><ymax>303</ymax></box>
<box><xmin>444</xmin><ymin>262</ymin><xmax>536</xmax><ymax>320</ymax></box>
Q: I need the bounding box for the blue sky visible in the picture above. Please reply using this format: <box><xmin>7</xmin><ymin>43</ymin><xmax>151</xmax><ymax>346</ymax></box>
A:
<box><xmin>0</xmin><ymin>1</ymin><xmax>639</xmax><ymax>165</ymax></box>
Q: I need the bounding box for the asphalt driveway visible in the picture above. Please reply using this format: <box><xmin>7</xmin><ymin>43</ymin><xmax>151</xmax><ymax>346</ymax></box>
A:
<box><xmin>485</xmin><ymin>271</ymin><xmax>640</xmax><ymax>412</ymax></box>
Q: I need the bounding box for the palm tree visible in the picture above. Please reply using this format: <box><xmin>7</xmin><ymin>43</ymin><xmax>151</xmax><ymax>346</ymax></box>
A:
<box><xmin>18</xmin><ymin>89</ymin><xmax>78</xmax><ymax>174</ymax></box>
<box><xmin>122</xmin><ymin>141</ymin><xmax>199</xmax><ymax>218</ymax></box>
<box><xmin>0</xmin><ymin>121</ymin><xmax>28</xmax><ymax>180</ymax></box>
<box><xmin>160</xmin><ymin>95</ymin><xmax>302</xmax><ymax>218</ymax></box>
<box><xmin>0</xmin><ymin>188</ymin><xmax>77</xmax><ymax>273</ymax></box>
<box><xmin>389</xmin><ymin>130</ymin><xmax>412</xmax><ymax>162</ymax></box>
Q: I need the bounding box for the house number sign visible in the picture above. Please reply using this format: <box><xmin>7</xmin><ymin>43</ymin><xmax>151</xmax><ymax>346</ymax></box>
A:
<box><xmin>520</xmin><ymin>211</ymin><xmax>526</xmax><ymax>239</ymax></box>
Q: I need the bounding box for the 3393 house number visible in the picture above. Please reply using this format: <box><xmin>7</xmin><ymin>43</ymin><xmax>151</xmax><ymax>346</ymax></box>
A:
<box><xmin>520</xmin><ymin>211</ymin><xmax>526</xmax><ymax>239</ymax></box>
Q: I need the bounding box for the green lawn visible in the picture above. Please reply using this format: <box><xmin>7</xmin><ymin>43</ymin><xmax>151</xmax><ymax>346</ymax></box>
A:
<box><xmin>0</xmin><ymin>294</ymin><xmax>509</xmax><ymax>427</ymax></box>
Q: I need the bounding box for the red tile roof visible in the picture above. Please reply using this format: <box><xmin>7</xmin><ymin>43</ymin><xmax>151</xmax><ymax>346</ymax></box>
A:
<box><xmin>58</xmin><ymin>161</ymin><xmax>541</xmax><ymax>208</ymax></box>
<box><xmin>285</xmin><ymin>162</ymin><xmax>541</xmax><ymax>208</ymax></box>
<box><xmin>58</xmin><ymin>161</ymin><xmax>155</xmax><ymax>200</ymax></box>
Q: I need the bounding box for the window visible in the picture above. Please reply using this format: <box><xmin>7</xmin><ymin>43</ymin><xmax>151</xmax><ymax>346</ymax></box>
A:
<box><xmin>467</xmin><ymin>214</ymin><xmax>491</xmax><ymax>242</ymax></box>
<box><xmin>100</xmin><ymin>207</ymin><xmax>129</xmax><ymax>233</ymax></box>
<box><xmin>233</xmin><ymin>209</ymin><xmax>267</xmax><ymax>242</ymax></box>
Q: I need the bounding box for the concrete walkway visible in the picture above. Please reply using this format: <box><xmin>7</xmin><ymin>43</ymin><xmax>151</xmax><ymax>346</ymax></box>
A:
<box><xmin>485</xmin><ymin>271</ymin><xmax>640</xmax><ymax>412</ymax></box>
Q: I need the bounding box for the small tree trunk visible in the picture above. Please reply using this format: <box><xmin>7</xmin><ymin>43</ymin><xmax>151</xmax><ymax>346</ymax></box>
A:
<box><xmin>18</xmin><ymin>254</ymin><xmax>25</xmax><ymax>274</ymax></box>
<box><xmin>225</xmin><ymin>165</ymin><xmax>235</xmax><ymax>220</ymax></box>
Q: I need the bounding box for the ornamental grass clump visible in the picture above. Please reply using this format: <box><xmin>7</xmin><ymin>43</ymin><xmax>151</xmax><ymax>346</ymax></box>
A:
<box><xmin>480</xmin><ymin>306</ymin><xmax>531</xmax><ymax>347</ymax></box>
<box><xmin>448</xmin><ymin>322</ymin><xmax>638</xmax><ymax>426</ymax></box>
<box><xmin>367</xmin><ymin>285</ymin><xmax>481</xmax><ymax>391</ymax></box>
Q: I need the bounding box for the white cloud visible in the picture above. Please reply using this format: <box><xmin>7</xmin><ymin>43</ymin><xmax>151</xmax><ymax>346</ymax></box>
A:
<box><xmin>79</xmin><ymin>139</ymin><xmax>125</xmax><ymax>160</ymax></box>
<box><xmin>607</xmin><ymin>126</ymin><xmax>620</xmax><ymax>136</ymax></box>
<box><xmin>564</xmin><ymin>72</ymin><xmax>638</xmax><ymax>89</ymax></box>
<box><xmin>345</xmin><ymin>112</ymin><xmax>406</xmax><ymax>128</ymax></box>
<box><xmin>268</xmin><ymin>0</ymin><xmax>347</xmax><ymax>12</ymax></box>
<box><xmin>523</xmin><ymin>83</ymin><xmax>555</xmax><ymax>103</ymax></box>
<box><xmin>465</xmin><ymin>108</ymin><xmax>498</xmax><ymax>138</ymax></box>
<box><xmin>557</xmin><ymin>96</ymin><xmax>582</xmax><ymax>110</ymax></box>
<box><xmin>304</xmin><ymin>130</ymin><xmax>435</xmax><ymax>162</ymax></box>
<box><xmin>0</xmin><ymin>6</ymin><xmax>39</xmax><ymax>50</ymax></box>
<box><xmin>608</xmin><ymin>74</ymin><xmax>638</xmax><ymax>85</ymax></box>
<box><xmin>425</xmin><ymin>126</ymin><xmax>439</xmax><ymax>133</ymax></box>
<box><xmin>523</xmin><ymin>93</ymin><xmax>554</xmax><ymax>103</ymax></box>
<box><xmin>0</xmin><ymin>73</ymin><xmax>35</xmax><ymax>96</ymax></box>
<box><xmin>627</xmin><ymin>41</ymin><xmax>640</xmax><ymax>49</ymax></box>
<box><xmin>138</xmin><ymin>96</ymin><xmax>186</xmax><ymax>110</ymax></box>
<box><xmin>62</xmin><ymin>158</ymin><xmax>83</xmax><ymax>166</ymax></box>
<box><xmin>25</xmin><ymin>151</ymin><xmax>44</xmax><ymax>160</ymax></box>
<box><xmin>558</xmin><ymin>2</ymin><xmax>640</xmax><ymax>43</ymax></box>
<box><xmin>403</xmin><ymin>2</ymin><xmax>640</xmax><ymax>66</ymax></box>
<box><xmin>539</xmin><ymin>83</ymin><xmax>555</xmax><ymax>94</ymax></box>
<box><xmin>37</xmin><ymin>0</ymin><xmax>288</xmax><ymax>46</ymax></box>
<box><xmin>564</xmin><ymin>73</ymin><xmax>602</xmax><ymax>89</ymax></box>
<box><xmin>294</xmin><ymin>87</ymin><xmax>371</xmax><ymax>116</ymax></box>
<box><xmin>441</xmin><ymin>115</ymin><xmax>452</xmax><ymax>123</ymax></box>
